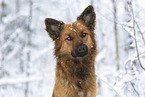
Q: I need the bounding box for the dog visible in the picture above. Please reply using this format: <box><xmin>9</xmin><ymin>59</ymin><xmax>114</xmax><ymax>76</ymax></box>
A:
<box><xmin>45</xmin><ymin>5</ymin><xmax>97</xmax><ymax>97</ymax></box>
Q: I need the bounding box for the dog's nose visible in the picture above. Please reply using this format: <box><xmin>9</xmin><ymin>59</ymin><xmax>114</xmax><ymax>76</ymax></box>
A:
<box><xmin>75</xmin><ymin>44</ymin><xmax>88</xmax><ymax>57</ymax></box>
<box><xmin>77</xmin><ymin>45</ymin><xmax>87</xmax><ymax>53</ymax></box>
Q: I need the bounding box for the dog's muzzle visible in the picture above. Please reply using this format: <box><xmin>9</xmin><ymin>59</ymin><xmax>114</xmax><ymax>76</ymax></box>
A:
<box><xmin>71</xmin><ymin>44</ymin><xmax>88</xmax><ymax>57</ymax></box>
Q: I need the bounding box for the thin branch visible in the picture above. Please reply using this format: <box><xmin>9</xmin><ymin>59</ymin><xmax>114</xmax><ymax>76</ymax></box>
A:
<box><xmin>129</xmin><ymin>0</ymin><xmax>145</xmax><ymax>70</ymax></box>
<box><xmin>135</xmin><ymin>21</ymin><xmax>145</xmax><ymax>45</ymax></box>
<box><xmin>130</xmin><ymin>82</ymin><xmax>140</xmax><ymax>97</ymax></box>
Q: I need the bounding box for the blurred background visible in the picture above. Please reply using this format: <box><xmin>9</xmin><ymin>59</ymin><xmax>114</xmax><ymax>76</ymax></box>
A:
<box><xmin>0</xmin><ymin>0</ymin><xmax>145</xmax><ymax>97</ymax></box>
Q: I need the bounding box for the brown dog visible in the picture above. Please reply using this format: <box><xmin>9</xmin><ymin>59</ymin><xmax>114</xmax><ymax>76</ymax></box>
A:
<box><xmin>45</xmin><ymin>5</ymin><xmax>97</xmax><ymax>97</ymax></box>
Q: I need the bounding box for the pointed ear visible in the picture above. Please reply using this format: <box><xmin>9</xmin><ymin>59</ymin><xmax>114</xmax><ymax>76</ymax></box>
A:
<box><xmin>45</xmin><ymin>18</ymin><xmax>64</xmax><ymax>40</ymax></box>
<box><xmin>77</xmin><ymin>5</ymin><xmax>96</xmax><ymax>31</ymax></box>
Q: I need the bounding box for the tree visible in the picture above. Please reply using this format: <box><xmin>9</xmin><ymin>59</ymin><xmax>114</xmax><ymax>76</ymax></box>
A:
<box><xmin>112</xmin><ymin>0</ymin><xmax>120</xmax><ymax>71</ymax></box>
<box><xmin>25</xmin><ymin>0</ymin><xmax>33</xmax><ymax>97</ymax></box>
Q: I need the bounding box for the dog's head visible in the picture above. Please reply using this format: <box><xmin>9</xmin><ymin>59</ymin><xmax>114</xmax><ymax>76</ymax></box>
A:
<box><xmin>45</xmin><ymin>5</ymin><xmax>97</xmax><ymax>59</ymax></box>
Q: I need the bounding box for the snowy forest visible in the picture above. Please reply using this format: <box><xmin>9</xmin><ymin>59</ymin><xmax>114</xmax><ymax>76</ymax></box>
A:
<box><xmin>0</xmin><ymin>0</ymin><xmax>145</xmax><ymax>97</ymax></box>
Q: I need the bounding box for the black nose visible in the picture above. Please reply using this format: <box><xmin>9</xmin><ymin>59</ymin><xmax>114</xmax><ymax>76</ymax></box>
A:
<box><xmin>75</xmin><ymin>44</ymin><xmax>88</xmax><ymax>57</ymax></box>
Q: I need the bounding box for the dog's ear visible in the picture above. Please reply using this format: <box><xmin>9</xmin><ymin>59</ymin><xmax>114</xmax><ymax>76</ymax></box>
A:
<box><xmin>45</xmin><ymin>18</ymin><xmax>64</xmax><ymax>40</ymax></box>
<box><xmin>77</xmin><ymin>5</ymin><xmax>96</xmax><ymax>31</ymax></box>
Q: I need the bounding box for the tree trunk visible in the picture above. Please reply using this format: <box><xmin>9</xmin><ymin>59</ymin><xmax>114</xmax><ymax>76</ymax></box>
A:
<box><xmin>25</xmin><ymin>0</ymin><xmax>33</xmax><ymax>97</ymax></box>
<box><xmin>0</xmin><ymin>1</ymin><xmax>7</xmax><ymax>97</ymax></box>
<box><xmin>16</xmin><ymin>0</ymin><xmax>20</xmax><ymax>13</ymax></box>
<box><xmin>112</xmin><ymin>0</ymin><xmax>120</xmax><ymax>71</ymax></box>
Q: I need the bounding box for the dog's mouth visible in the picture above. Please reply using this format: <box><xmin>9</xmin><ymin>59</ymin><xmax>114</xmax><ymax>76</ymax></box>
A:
<box><xmin>71</xmin><ymin>44</ymin><xmax>88</xmax><ymax>58</ymax></box>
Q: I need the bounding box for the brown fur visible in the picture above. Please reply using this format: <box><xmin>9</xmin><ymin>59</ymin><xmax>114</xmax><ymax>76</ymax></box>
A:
<box><xmin>45</xmin><ymin>5</ymin><xmax>97</xmax><ymax>97</ymax></box>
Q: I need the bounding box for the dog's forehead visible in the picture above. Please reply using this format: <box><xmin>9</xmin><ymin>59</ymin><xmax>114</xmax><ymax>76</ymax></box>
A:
<box><xmin>62</xmin><ymin>21</ymin><xmax>87</xmax><ymax>35</ymax></box>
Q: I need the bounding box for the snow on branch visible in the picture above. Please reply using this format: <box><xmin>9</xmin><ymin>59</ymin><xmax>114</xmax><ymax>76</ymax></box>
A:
<box><xmin>128</xmin><ymin>0</ymin><xmax>145</xmax><ymax>70</ymax></box>
<box><xmin>96</xmin><ymin>75</ymin><xmax>126</xmax><ymax>97</ymax></box>
<box><xmin>1</xmin><ymin>29</ymin><xmax>21</xmax><ymax>50</ymax></box>
<box><xmin>0</xmin><ymin>75</ymin><xmax>49</xmax><ymax>85</ymax></box>
<box><xmin>31</xmin><ymin>47</ymin><xmax>51</xmax><ymax>63</ymax></box>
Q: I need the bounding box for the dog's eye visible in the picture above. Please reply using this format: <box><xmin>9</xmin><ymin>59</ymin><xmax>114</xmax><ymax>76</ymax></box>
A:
<box><xmin>66</xmin><ymin>36</ymin><xmax>73</xmax><ymax>41</ymax></box>
<box><xmin>82</xmin><ymin>33</ymin><xmax>87</xmax><ymax>37</ymax></box>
